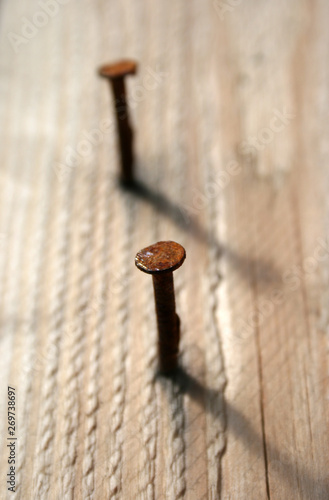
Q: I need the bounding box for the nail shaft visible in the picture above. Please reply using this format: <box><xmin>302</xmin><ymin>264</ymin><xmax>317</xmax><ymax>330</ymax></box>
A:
<box><xmin>152</xmin><ymin>273</ymin><xmax>180</xmax><ymax>372</ymax></box>
<box><xmin>108</xmin><ymin>77</ymin><xmax>134</xmax><ymax>183</ymax></box>
<box><xmin>99</xmin><ymin>60</ymin><xmax>137</xmax><ymax>184</ymax></box>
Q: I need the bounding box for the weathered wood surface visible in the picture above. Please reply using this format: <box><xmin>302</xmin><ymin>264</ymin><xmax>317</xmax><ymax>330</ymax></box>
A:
<box><xmin>0</xmin><ymin>0</ymin><xmax>328</xmax><ymax>498</ymax></box>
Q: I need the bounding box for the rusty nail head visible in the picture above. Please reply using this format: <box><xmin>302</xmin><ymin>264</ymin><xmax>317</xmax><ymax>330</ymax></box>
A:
<box><xmin>135</xmin><ymin>240</ymin><xmax>186</xmax><ymax>275</ymax></box>
<box><xmin>98</xmin><ymin>60</ymin><xmax>137</xmax><ymax>79</ymax></box>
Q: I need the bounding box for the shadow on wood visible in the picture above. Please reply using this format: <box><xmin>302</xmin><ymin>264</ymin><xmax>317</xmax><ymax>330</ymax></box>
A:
<box><xmin>157</xmin><ymin>367</ymin><xmax>329</xmax><ymax>499</ymax></box>
<box><xmin>121</xmin><ymin>178</ymin><xmax>282</xmax><ymax>290</ymax></box>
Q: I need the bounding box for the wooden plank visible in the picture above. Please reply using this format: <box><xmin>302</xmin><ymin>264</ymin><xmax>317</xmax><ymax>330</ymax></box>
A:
<box><xmin>0</xmin><ymin>0</ymin><xmax>328</xmax><ymax>499</ymax></box>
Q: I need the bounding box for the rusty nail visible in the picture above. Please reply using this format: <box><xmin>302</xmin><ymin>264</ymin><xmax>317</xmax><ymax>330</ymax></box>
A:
<box><xmin>98</xmin><ymin>60</ymin><xmax>138</xmax><ymax>184</ymax></box>
<box><xmin>135</xmin><ymin>241</ymin><xmax>186</xmax><ymax>374</ymax></box>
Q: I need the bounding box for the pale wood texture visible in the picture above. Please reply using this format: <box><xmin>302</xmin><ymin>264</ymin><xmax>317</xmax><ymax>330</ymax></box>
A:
<box><xmin>0</xmin><ymin>0</ymin><xmax>328</xmax><ymax>498</ymax></box>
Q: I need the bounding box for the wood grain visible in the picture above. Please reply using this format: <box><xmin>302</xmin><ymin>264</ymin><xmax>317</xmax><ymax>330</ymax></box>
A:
<box><xmin>0</xmin><ymin>0</ymin><xmax>328</xmax><ymax>498</ymax></box>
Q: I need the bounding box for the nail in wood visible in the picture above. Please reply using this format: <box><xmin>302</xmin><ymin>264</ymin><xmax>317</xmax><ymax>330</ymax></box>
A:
<box><xmin>98</xmin><ymin>60</ymin><xmax>137</xmax><ymax>184</ymax></box>
<box><xmin>135</xmin><ymin>241</ymin><xmax>186</xmax><ymax>374</ymax></box>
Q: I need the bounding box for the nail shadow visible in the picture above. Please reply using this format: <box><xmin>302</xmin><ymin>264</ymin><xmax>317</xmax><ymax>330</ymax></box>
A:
<box><xmin>121</xmin><ymin>178</ymin><xmax>281</xmax><ymax>289</ymax></box>
<box><xmin>121</xmin><ymin>178</ymin><xmax>207</xmax><ymax>241</ymax></box>
<box><xmin>157</xmin><ymin>366</ymin><xmax>329</xmax><ymax>498</ymax></box>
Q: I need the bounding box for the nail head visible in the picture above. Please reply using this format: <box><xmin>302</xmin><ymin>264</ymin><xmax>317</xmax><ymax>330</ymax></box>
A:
<box><xmin>135</xmin><ymin>241</ymin><xmax>186</xmax><ymax>275</ymax></box>
<box><xmin>98</xmin><ymin>60</ymin><xmax>137</xmax><ymax>79</ymax></box>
